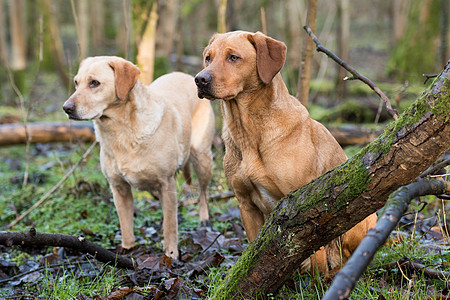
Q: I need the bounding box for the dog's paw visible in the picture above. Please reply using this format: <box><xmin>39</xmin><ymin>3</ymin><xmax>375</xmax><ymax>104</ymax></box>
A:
<box><xmin>117</xmin><ymin>245</ymin><xmax>134</xmax><ymax>255</ymax></box>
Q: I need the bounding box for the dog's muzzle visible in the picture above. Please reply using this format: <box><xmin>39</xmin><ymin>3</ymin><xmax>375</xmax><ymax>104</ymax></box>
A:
<box><xmin>194</xmin><ymin>72</ymin><xmax>215</xmax><ymax>100</ymax></box>
<box><xmin>63</xmin><ymin>100</ymin><xmax>80</xmax><ymax>120</ymax></box>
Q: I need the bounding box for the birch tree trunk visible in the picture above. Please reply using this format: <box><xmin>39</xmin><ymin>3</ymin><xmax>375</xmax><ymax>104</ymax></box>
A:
<box><xmin>211</xmin><ymin>61</ymin><xmax>450</xmax><ymax>299</ymax></box>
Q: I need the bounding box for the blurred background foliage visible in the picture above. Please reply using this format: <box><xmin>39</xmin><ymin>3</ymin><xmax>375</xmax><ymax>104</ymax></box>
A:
<box><xmin>0</xmin><ymin>0</ymin><xmax>448</xmax><ymax>123</ymax></box>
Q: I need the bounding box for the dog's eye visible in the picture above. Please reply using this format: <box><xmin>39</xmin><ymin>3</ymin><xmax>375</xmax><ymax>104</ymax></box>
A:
<box><xmin>89</xmin><ymin>80</ymin><xmax>100</xmax><ymax>88</ymax></box>
<box><xmin>74</xmin><ymin>81</ymin><xmax>78</xmax><ymax>88</ymax></box>
<box><xmin>205</xmin><ymin>56</ymin><xmax>211</xmax><ymax>64</ymax></box>
<box><xmin>229</xmin><ymin>55</ymin><xmax>240</xmax><ymax>62</ymax></box>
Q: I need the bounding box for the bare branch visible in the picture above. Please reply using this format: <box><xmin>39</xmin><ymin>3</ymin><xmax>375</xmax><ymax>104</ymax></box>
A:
<box><xmin>423</xmin><ymin>73</ymin><xmax>439</xmax><ymax>84</ymax></box>
<box><xmin>303</xmin><ymin>25</ymin><xmax>399</xmax><ymax>121</ymax></box>
<box><xmin>0</xmin><ymin>229</ymin><xmax>134</xmax><ymax>269</ymax></box>
<box><xmin>323</xmin><ymin>179</ymin><xmax>450</xmax><ymax>299</ymax></box>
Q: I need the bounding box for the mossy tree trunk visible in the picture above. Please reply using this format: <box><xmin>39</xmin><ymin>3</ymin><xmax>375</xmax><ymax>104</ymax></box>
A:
<box><xmin>211</xmin><ymin>62</ymin><xmax>450</xmax><ymax>299</ymax></box>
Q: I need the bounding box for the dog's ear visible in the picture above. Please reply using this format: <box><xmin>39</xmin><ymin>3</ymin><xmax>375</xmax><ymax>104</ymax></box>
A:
<box><xmin>109</xmin><ymin>59</ymin><xmax>141</xmax><ymax>101</ymax></box>
<box><xmin>248</xmin><ymin>32</ymin><xmax>286</xmax><ymax>84</ymax></box>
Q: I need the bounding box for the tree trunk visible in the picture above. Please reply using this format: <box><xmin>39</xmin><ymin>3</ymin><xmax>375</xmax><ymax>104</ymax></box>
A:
<box><xmin>296</xmin><ymin>0</ymin><xmax>317</xmax><ymax>106</ymax></box>
<box><xmin>286</xmin><ymin>0</ymin><xmax>305</xmax><ymax>65</ymax></box>
<box><xmin>336</xmin><ymin>0</ymin><xmax>349</xmax><ymax>100</ymax></box>
<box><xmin>136</xmin><ymin>2</ymin><xmax>158</xmax><ymax>85</ymax></box>
<box><xmin>391</xmin><ymin>0</ymin><xmax>409</xmax><ymax>47</ymax></box>
<box><xmin>0</xmin><ymin>0</ymin><xmax>8</xmax><ymax>67</ymax></box>
<box><xmin>155</xmin><ymin>0</ymin><xmax>178</xmax><ymax>57</ymax></box>
<box><xmin>77</xmin><ymin>0</ymin><xmax>89</xmax><ymax>59</ymax></box>
<box><xmin>217</xmin><ymin>0</ymin><xmax>227</xmax><ymax>33</ymax></box>
<box><xmin>210</xmin><ymin>62</ymin><xmax>450</xmax><ymax>299</ymax></box>
<box><xmin>90</xmin><ymin>0</ymin><xmax>104</xmax><ymax>55</ymax></box>
<box><xmin>9</xmin><ymin>0</ymin><xmax>27</xmax><ymax>70</ymax></box>
<box><xmin>41</xmin><ymin>0</ymin><xmax>70</xmax><ymax>88</ymax></box>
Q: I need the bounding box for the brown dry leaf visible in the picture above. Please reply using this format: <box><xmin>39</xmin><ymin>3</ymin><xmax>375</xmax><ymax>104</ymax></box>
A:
<box><xmin>164</xmin><ymin>277</ymin><xmax>202</xmax><ymax>299</ymax></box>
<box><xmin>101</xmin><ymin>287</ymin><xmax>133</xmax><ymax>300</ymax></box>
<box><xmin>134</xmin><ymin>255</ymin><xmax>174</xmax><ymax>285</ymax></box>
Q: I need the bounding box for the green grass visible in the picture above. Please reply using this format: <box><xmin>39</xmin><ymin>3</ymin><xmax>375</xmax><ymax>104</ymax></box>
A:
<box><xmin>1</xmin><ymin>132</ymin><xmax>448</xmax><ymax>298</ymax></box>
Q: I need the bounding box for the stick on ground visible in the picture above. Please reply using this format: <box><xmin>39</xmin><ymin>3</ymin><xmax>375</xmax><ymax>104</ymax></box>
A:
<box><xmin>0</xmin><ymin>229</ymin><xmax>134</xmax><ymax>269</ymax></box>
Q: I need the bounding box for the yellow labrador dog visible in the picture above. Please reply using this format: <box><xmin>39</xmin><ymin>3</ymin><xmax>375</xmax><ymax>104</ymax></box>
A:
<box><xmin>63</xmin><ymin>56</ymin><xmax>215</xmax><ymax>259</ymax></box>
<box><xmin>195</xmin><ymin>31</ymin><xmax>376</xmax><ymax>273</ymax></box>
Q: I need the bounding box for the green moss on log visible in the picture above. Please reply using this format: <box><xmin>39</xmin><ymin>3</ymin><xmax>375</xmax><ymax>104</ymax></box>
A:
<box><xmin>210</xmin><ymin>69</ymin><xmax>450</xmax><ymax>299</ymax></box>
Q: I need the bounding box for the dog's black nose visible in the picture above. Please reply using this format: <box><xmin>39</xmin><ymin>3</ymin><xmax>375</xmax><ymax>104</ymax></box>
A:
<box><xmin>195</xmin><ymin>72</ymin><xmax>212</xmax><ymax>87</ymax></box>
<box><xmin>63</xmin><ymin>101</ymin><xmax>75</xmax><ymax>115</ymax></box>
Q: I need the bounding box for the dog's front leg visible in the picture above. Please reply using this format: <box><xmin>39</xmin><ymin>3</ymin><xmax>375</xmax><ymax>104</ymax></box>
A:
<box><xmin>160</xmin><ymin>177</ymin><xmax>179</xmax><ymax>259</ymax></box>
<box><xmin>111</xmin><ymin>183</ymin><xmax>135</xmax><ymax>249</ymax></box>
<box><xmin>238</xmin><ymin>200</ymin><xmax>265</xmax><ymax>242</ymax></box>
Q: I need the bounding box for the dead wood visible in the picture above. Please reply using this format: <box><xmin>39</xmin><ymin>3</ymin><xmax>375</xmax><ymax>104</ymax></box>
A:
<box><xmin>373</xmin><ymin>257</ymin><xmax>450</xmax><ymax>281</ymax></box>
<box><xmin>323</xmin><ymin>179</ymin><xmax>450</xmax><ymax>299</ymax></box>
<box><xmin>0</xmin><ymin>122</ymin><xmax>381</xmax><ymax>147</ymax></box>
<box><xmin>210</xmin><ymin>61</ymin><xmax>450</xmax><ymax>299</ymax></box>
<box><xmin>0</xmin><ymin>229</ymin><xmax>134</xmax><ymax>269</ymax></box>
<box><xmin>326</xmin><ymin>124</ymin><xmax>383</xmax><ymax>146</ymax></box>
<box><xmin>0</xmin><ymin>121</ymin><xmax>95</xmax><ymax>146</ymax></box>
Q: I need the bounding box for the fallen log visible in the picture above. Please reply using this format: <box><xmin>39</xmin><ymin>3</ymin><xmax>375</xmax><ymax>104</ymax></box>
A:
<box><xmin>0</xmin><ymin>121</ymin><xmax>95</xmax><ymax>146</ymax></box>
<box><xmin>326</xmin><ymin>124</ymin><xmax>383</xmax><ymax>146</ymax></box>
<box><xmin>210</xmin><ymin>61</ymin><xmax>450</xmax><ymax>298</ymax></box>
<box><xmin>0</xmin><ymin>229</ymin><xmax>134</xmax><ymax>269</ymax></box>
<box><xmin>0</xmin><ymin>121</ymin><xmax>381</xmax><ymax>147</ymax></box>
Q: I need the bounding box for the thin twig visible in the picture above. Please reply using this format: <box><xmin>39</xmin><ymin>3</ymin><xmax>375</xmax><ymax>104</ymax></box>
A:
<box><xmin>420</xmin><ymin>158</ymin><xmax>450</xmax><ymax>178</ymax></box>
<box><xmin>423</xmin><ymin>73</ymin><xmax>439</xmax><ymax>84</ymax></box>
<box><xmin>7</xmin><ymin>141</ymin><xmax>98</xmax><ymax>228</ymax></box>
<box><xmin>303</xmin><ymin>25</ymin><xmax>398</xmax><ymax>121</ymax></box>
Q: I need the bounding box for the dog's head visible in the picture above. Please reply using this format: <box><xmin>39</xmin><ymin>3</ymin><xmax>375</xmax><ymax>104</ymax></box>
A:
<box><xmin>63</xmin><ymin>56</ymin><xmax>140</xmax><ymax>120</ymax></box>
<box><xmin>195</xmin><ymin>31</ymin><xmax>286</xmax><ymax>101</ymax></box>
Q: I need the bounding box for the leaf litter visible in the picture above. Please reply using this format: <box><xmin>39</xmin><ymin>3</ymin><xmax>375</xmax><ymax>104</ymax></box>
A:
<box><xmin>0</xmin><ymin>195</ymin><xmax>247</xmax><ymax>299</ymax></box>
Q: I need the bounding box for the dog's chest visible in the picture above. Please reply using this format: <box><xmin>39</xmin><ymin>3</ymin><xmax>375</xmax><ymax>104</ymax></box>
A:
<box><xmin>101</xmin><ymin>148</ymin><xmax>164</xmax><ymax>192</ymax></box>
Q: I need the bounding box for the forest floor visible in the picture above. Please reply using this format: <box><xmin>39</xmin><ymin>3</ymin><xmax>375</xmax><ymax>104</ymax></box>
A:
<box><xmin>0</xmin><ymin>63</ymin><xmax>449</xmax><ymax>299</ymax></box>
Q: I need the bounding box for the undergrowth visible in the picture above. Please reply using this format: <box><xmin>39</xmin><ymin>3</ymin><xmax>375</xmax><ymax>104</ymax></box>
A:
<box><xmin>1</xmin><ymin>138</ymin><xmax>449</xmax><ymax>298</ymax></box>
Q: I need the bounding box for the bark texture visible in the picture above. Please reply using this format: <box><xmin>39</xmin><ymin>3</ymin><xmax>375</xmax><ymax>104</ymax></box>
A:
<box><xmin>211</xmin><ymin>62</ymin><xmax>450</xmax><ymax>299</ymax></box>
